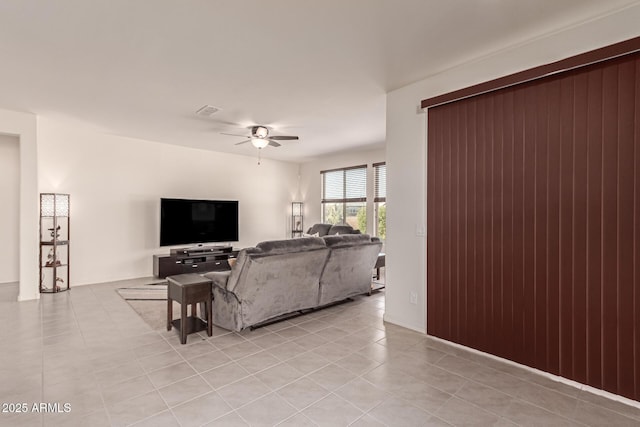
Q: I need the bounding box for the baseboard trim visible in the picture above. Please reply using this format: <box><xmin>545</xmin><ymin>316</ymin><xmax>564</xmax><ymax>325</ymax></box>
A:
<box><xmin>428</xmin><ymin>335</ymin><xmax>640</xmax><ymax>409</ymax></box>
<box><xmin>382</xmin><ymin>313</ymin><xmax>426</xmax><ymax>334</ymax></box>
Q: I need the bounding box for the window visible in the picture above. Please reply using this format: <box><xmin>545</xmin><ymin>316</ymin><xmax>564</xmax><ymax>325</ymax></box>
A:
<box><xmin>374</xmin><ymin>162</ymin><xmax>386</xmax><ymax>240</ymax></box>
<box><xmin>321</xmin><ymin>165</ymin><xmax>367</xmax><ymax>233</ymax></box>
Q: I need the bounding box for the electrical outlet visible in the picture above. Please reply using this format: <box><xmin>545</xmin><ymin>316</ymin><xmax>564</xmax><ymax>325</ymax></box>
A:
<box><xmin>410</xmin><ymin>292</ymin><xmax>418</xmax><ymax>304</ymax></box>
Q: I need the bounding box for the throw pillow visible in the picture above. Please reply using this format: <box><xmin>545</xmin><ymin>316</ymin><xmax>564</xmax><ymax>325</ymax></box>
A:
<box><xmin>228</xmin><ymin>258</ymin><xmax>237</xmax><ymax>268</ymax></box>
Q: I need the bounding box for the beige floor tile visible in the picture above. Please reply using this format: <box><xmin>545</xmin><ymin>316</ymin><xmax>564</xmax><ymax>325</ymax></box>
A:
<box><xmin>175</xmin><ymin>340</ymin><xmax>217</xmax><ymax>359</ymax></box>
<box><xmin>251</xmin><ymin>332</ymin><xmax>290</xmax><ymax>350</ymax></box>
<box><xmin>94</xmin><ymin>360</ymin><xmax>145</xmax><ymax>389</ymax></box>
<box><xmin>90</xmin><ymin>349</ymin><xmax>138</xmax><ymax>373</ymax></box>
<box><xmin>123</xmin><ymin>332</ymin><xmax>165</xmax><ymax>348</ymax></box>
<box><xmin>267</xmin><ymin>340</ymin><xmax>307</xmax><ymax>361</ymax></box>
<box><xmin>78</xmin><ymin>408</ymin><xmax>112</xmax><ymax>427</ymax></box>
<box><xmin>435</xmin><ymin>396</ymin><xmax>500</xmax><ymax>426</ymax></box>
<box><xmin>139</xmin><ymin>350</ymin><xmax>183</xmax><ymax>373</ymax></box>
<box><xmin>264</xmin><ymin>320</ymin><xmax>296</xmax><ymax>332</ymax></box>
<box><xmin>148</xmin><ymin>361</ymin><xmax>197</xmax><ymax>388</ymax></box>
<box><xmin>335</xmin><ymin>377</ymin><xmax>389</xmax><ymax>412</ymax></box>
<box><xmin>276</xmin><ymin>413</ymin><xmax>318</xmax><ymax>426</ymax></box>
<box><xmin>274</xmin><ymin>325</ymin><xmax>309</xmax><ymax>340</ymax></box>
<box><xmin>235</xmin><ymin>350</ymin><xmax>281</xmax><ymax>374</ymax></box>
<box><xmin>0</xmin><ymin>411</ymin><xmax>44</xmax><ymax>427</ymax></box>
<box><xmin>186</xmin><ymin>349</ymin><xmax>231</xmax><ymax>373</ymax></box>
<box><xmin>158</xmin><ymin>374</ymin><xmax>213</xmax><ymax>407</ymax></box>
<box><xmin>236</xmin><ymin>393</ymin><xmax>297</xmax><ymax>427</ymax></box>
<box><xmin>355</xmin><ymin>327</ymin><xmax>387</xmax><ymax>343</ymax></box>
<box><xmin>107</xmin><ymin>390</ymin><xmax>168</xmax><ymax>427</ymax></box>
<box><xmin>297</xmin><ymin>319</ymin><xmax>331</xmax><ymax>333</ymax></box>
<box><xmin>102</xmin><ymin>374</ymin><xmax>156</xmax><ymax>406</ymax></box>
<box><xmin>217</xmin><ymin>375</ymin><xmax>272</xmax><ymax>409</ymax></box>
<box><xmin>313</xmin><ymin>325</ymin><xmax>352</xmax><ymax>341</ymax></box>
<box><xmin>254</xmin><ymin>362</ymin><xmax>304</xmax><ymax>390</ymax></box>
<box><xmin>350</xmin><ymin>414</ymin><xmax>387</xmax><ymax>426</ymax></box>
<box><xmin>408</xmin><ymin>363</ymin><xmax>465</xmax><ymax>392</ymax></box>
<box><xmin>334</xmin><ymin>352</ymin><xmax>381</xmax><ymax>375</ymax></box>
<box><xmin>390</xmin><ymin>380</ymin><xmax>451</xmax><ymax>414</ymax></box>
<box><xmin>511</xmin><ymin>381</ymin><xmax>578</xmax><ymax>419</ymax></box>
<box><xmin>237</xmin><ymin>326</ymin><xmax>274</xmax><ymax>340</ymax></box>
<box><xmin>435</xmin><ymin>354</ymin><xmax>495</xmax><ymax>377</ymax></box>
<box><xmin>572</xmin><ymin>400</ymin><xmax>639</xmax><ymax>427</ymax></box>
<box><xmin>130</xmin><ymin>409</ymin><xmax>180</xmax><ymax>427</ymax></box>
<box><xmin>454</xmin><ymin>380</ymin><xmax>514</xmax><ymax>415</ymax></box>
<box><xmin>472</xmin><ymin>368</ymin><xmax>528</xmax><ymax>394</ymax></box>
<box><xmin>283</xmin><ymin>351</ymin><xmax>329</xmax><ymax>374</ymax></box>
<box><xmin>171</xmin><ymin>391</ymin><xmax>233</xmax><ymax>427</ymax></box>
<box><xmin>4</xmin><ymin>281</ymin><xmax>638</xmax><ymax>427</ymax></box>
<box><xmin>200</xmin><ymin>362</ymin><xmax>250</xmax><ymax>389</ymax></box>
<box><xmin>404</xmin><ymin>344</ymin><xmax>448</xmax><ymax>364</ymax></box>
<box><xmin>44</xmin><ymin>408</ymin><xmax>109</xmax><ymax>427</ymax></box>
<box><xmin>578</xmin><ymin>390</ymin><xmax>640</xmax><ymax>421</ymax></box>
<box><xmin>302</xmin><ymin>393</ymin><xmax>363</xmax><ymax>426</ymax></box>
<box><xmin>356</xmin><ymin>342</ymin><xmax>393</xmax><ymax>363</ymax></box>
<box><xmin>204</xmin><ymin>411</ymin><xmax>250</xmax><ymax>426</ymax></box>
<box><xmin>311</xmin><ymin>340</ymin><xmax>355</xmax><ymax>362</ymax></box>
<box><xmin>43</xmin><ymin>379</ymin><xmax>104</xmax><ymax>417</ymax></box>
<box><xmin>502</xmin><ymin>399</ymin><xmax>576</xmax><ymax>426</ymax></box>
<box><xmin>209</xmin><ymin>332</ymin><xmax>249</xmax><ymax>349</ymax></box>
<box><xmin>293</xmin><ymin>333</ymin><xmax>330</xmax><ymax>351</ymax></box>
<box><xmin>277</xmin><ymin>377</ymin><xmax>330</xmax><ymax>410</ymax></box>
<box><xmin>308</xmin><ymin>363</ymin><xmax>358</xmax><ymax>391</ymax></box>
<box><xmin>221</xmin><ymin>340</ymin><xmax>263</xmax><ymax>359</ymax></box>
<box><xmin>363</xmin><ymin>363</ymin><xmax>419</xmax><ymax>393</ymax></box>
<box><xmin>368</xmin><ymin>396</ymin><xmax>432</xmax><ymax>427</ymax></box>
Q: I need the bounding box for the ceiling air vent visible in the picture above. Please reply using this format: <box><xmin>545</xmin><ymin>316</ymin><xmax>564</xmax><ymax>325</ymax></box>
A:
<box><xmin>195</xmin><ymin>105</ymin><xmax>221</xmax><ymax>118</ymax></box>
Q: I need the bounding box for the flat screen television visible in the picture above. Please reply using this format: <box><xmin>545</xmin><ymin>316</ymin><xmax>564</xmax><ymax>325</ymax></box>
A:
<box><xmin>160</xmin><ymin>198</ymin><xmax>239</xmax><ymax>246</ymax></box>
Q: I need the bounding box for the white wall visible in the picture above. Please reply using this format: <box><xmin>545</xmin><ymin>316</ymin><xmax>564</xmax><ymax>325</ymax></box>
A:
<box><xmin>37</xmin><ymin>117</ymin><xmax>299</xmax><ymax>286</ymax></box>
<box><xmin>0</xmin><ymin>134</ymin><xmax>20</xmax><ymax>284</ymax></box>
<box><xmin>385</xmin><ymin>4</ymin><xmax>640</xmax><ymax>333</ymax></box>
<box><xmin>299</xmin><ymin>148</ymin><xmax>385</xmax><ymax>234</ymax></box>
<box><xmin>0</xmin><ymin>109</ymin><xmax>38</xmax><ymax>301</ymax></box>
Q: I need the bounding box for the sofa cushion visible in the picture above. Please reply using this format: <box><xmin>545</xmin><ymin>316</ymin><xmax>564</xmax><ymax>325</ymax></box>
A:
<box><xmin>256</xmin><ymin>236</ymin><xmax>326</xmax><ymax>255</ymax></box>
<box><xmin>318</xmin><ymin>235</ymin><xmax>382</xmax><ymax>306</ymax></box>
<box><xmin>328</xmin><ymin>224</ymin><xmax>359</xmax><ymax>235</ymax></box>
<box><xmin>306</xmin><ymin>223</ymin><xmax>332</xmax><ymax>236</ymax></box>
<box><xmin>323</xmin><ymin>233</ymin><xmax>372</xmax><ymax>247</ymax></box>
<box><xmin>204</xmin><ymin>270</ymin><xmax>232</xmax><ymax>289</ymax></box>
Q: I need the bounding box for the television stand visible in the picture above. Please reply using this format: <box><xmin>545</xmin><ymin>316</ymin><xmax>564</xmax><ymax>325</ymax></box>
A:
<box><xmin>153</xmin><ymin>245</ymin><xmax>239</xmax><ymax>278</ymax></box>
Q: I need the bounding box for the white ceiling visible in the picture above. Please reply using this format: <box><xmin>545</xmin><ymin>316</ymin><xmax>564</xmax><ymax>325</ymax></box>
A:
<box><xmin>0</xmin><ymin>0</ymin><xmax>637</xmax><ymax>162</ymax></box>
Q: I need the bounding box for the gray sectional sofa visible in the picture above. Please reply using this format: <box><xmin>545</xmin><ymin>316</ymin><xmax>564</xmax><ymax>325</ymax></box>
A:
<box><xmin>204</xmin><ymin>234</ymin><xmax>382</xmax><ymax>331</ymax></box>
<box><xmin>306</xmin><ymin>223</ymin><xmax>361</xmax><ymax>236</ymax></box>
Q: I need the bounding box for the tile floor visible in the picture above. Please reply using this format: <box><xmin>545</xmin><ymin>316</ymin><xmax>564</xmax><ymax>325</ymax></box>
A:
<box><xmin>1</xmin><ymin>279</ymin><xmax>640</xmax><ymax>426</ymax></box>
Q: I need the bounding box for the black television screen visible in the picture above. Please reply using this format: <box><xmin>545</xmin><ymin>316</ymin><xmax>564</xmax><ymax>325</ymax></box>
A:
<box><xmin>160</xmin><ymin>198</ymin><xmax>239</xmax><ymax>246</ymax></box>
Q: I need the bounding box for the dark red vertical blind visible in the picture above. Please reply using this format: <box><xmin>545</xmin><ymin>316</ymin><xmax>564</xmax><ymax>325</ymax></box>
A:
<box><xmin>427</xmin><ymin>51</ymin><xmax>640</xmax><ymax>401</ymax></box>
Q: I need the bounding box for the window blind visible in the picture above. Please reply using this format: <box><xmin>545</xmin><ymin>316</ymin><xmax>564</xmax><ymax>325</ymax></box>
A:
<box><xmin>374</xmin><ymin>162</ymin><xmax>386</xmax><ymax>203</ymax></box>
<box><xmin>321</xmin><ymin>165</ymin><xmax>367</xmax><ymax>203</ymax></box>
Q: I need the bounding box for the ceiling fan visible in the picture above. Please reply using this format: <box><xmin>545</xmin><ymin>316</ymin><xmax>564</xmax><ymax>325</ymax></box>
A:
<box><xmin>221</xmin><ymin>125</ymin><xmax>299</xmax><ymax>149</ymax></box>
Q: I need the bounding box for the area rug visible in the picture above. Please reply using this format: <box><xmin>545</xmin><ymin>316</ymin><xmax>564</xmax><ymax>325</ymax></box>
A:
<box><xmin>116</xmin><ymin>282</ymin><xmax>179</xmax><ymax>330</ymax></box>
<box><xmin>116</xmin><ymin>282</ymin><xmax>167</xmax><ymax>301</ymax></box>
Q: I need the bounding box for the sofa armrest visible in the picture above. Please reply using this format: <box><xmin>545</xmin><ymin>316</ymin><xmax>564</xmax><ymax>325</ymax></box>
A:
<box><xmin>204</xmin><ymin>271</ymin><xmax>231</xmax><ymax>291</ymax></box>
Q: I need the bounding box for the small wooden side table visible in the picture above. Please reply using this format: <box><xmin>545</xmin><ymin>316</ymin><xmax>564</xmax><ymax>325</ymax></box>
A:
<box><xmin>166</xmin><ymin>273</ymin><xmax>213</xmax><ymax>344</ymax></box>
<box><xmin>371</xmin><ymin>253</ymin><xmax>386</xmax><ymax>294</ymax></box>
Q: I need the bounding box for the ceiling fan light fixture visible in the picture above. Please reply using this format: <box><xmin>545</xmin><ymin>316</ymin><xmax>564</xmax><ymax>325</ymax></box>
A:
<box><xmin>253</xmin><ymin>126</ymin><xmax>269</xmax><ymax>138</ymax></box>
<box><xmin>251</xmin><ymin>137</ymin><xmax>269</xmax><ymax>149</ymax></box>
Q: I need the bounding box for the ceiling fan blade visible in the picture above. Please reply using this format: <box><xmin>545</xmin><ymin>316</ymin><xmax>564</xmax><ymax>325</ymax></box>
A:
<box><xmin>268</xmin><ymin>135</ymin><xmax>299</xmax><ymax>141</ymax></box>
<box><xmin>234</xmin><ymin>139</ymin><xmax>251</xmax><ymax>146</ymax></box>
<box><xmin>221</xmin><ymin>132</ymin><xmax>250</xmax><ymax>138</ymax></box>
<box><xmin>267</xmin><ymin>140</ymin><xmax>281</xmax><ymax>147</ymax></box>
